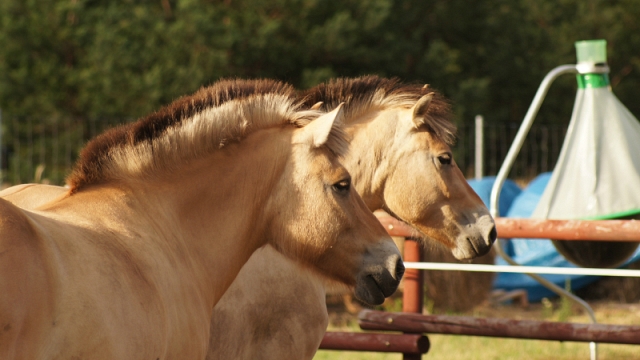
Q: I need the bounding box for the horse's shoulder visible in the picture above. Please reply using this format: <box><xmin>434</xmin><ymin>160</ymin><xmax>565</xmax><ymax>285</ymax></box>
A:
<box><xmin>0</xmin><ymin>198</ymin><xmax>39</xmax><ymax>245</ymax></box>
<box><xmin>0</xmin><ymin>199</ymin><xmax>43</xmax><ymax>301</ymax></box>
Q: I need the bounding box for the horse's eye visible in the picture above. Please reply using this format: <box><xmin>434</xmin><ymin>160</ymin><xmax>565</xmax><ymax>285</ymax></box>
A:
<box><xmin>437</xmin><ymin>154</ymin><xmax>452</xmax><ymax>165</ymax></box>
<box><xmin>332</xmin><ymin>179</ymin><xmax>351</xmax><ymax>194</ymax></box>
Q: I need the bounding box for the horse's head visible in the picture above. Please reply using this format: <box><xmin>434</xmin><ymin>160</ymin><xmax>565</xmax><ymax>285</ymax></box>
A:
<box><xmin>266</xmin><ymin>105</ymin><xmax>403</xmax><ymax>305</ymax></box>
<box><xmin>377</xmin><ymin>93</ymin><xmax>496</xmax><ymax>259</ymax></box>
<box><xmin>319</xmin><ymin>83</ymin><xmax>496</xmax><ymax>260</ymax></box>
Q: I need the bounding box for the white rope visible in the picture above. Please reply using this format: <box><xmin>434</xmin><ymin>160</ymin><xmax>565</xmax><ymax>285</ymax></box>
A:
<box><xmin>404</xmin><ymin>262</ymin><xmax>640</xmax><ymax>277</ymax></box>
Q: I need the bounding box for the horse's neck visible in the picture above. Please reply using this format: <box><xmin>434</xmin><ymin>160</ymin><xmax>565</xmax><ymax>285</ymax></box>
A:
<box><xmin>344</xmin><ymin>108</ymin><xmax>404</xmax><ymax>211</ymax></box>
<box><xmin>61</xmin><ymin>129</ymin><xmax>288</xmax><ymax>308</ymax></box>
<box><xmin>151</xmin><ymin>132</ymin><xmax>289</xmax><ymax>305</ymax></box>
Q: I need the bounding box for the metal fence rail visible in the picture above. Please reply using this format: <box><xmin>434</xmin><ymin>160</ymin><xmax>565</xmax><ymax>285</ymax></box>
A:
<box><xmin>321</xmin><ymin>216</ymin><xmax>640</xmax><ymax>358</ymax></box>
<box><xmin>359</xmin><ymin>310</ymin><xmax>640</xmax><ymax>345</ymax></box>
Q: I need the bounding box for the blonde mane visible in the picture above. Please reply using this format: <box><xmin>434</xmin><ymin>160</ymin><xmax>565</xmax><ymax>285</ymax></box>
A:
<box><xmin>67</xmin><ymin>79</ymin><xmax>347</xmax><ymax>193</ymax></box>
<box><xmin>300</xmin><ymin>76</ymin><xmax>456</xmax><ymax>144</ymax></box>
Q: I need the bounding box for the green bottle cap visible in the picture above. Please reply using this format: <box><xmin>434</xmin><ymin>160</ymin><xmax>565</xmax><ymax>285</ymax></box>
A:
<box><xmin>576</xmin><ymin>73</ymin><xmax>610</xmax><ymax>89</ymax></box>
<box><xmin>575</xmin><ymin>39</ymin><xmax>609</xmax><ymax>88</ymax></box>
<box><xmin>575</xmin><ymin>39</ymin><xmax>607</xmax><ymax>64</ymax></box>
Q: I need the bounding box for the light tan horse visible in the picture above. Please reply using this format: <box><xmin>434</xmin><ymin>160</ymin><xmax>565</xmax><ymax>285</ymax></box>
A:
<box><xmin>1</xmin><ymin>77</ymin><xmax>495</xmax><ymax>359</ymax></box>
<box><xmin>206</xmin><ymin>76</ymin><xmax>496</xmax><ymax>359</ymax></box>
<box><xmin>0</xmin><ymin>79</ymin><xmax>403</xmax><ymax>359</ymax></box>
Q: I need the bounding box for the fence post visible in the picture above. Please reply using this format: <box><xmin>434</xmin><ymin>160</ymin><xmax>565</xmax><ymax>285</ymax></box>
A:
<box><xmin>402</xmin><ymin>238</ymin><xmax>424</xmax><ymax>360</ymax></box>
<box><xmin>475</xmin><ymin>114</ymin><xmax>484</xmax><ymax>180</ymax></box>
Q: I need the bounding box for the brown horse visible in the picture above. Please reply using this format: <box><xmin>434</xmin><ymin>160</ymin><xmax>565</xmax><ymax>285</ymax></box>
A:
<box><xmin>1</xmin><ymin>77</ymin><xmax>494</xmax><ymax>359</ymax></box>
<box><xmin>0</xmin><ymin>79</ymin><xmax>403</xmax><ymax>359</ymax></box>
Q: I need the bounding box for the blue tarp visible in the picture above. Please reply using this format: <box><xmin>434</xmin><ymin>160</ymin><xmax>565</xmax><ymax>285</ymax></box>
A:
<box><xmin>468</xmin><ymin>173</ymin><xmax>640</xmax><ymax>302</ymax></box>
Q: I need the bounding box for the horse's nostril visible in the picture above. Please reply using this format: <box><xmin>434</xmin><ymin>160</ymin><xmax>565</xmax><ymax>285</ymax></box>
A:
<box><xmin>395</xmin><ymin>259</ymin><xmax>405</xmax><ymax>280</ymax></box>
<box><xmin>488</xmin><ymin>226</ymin><xmax>497</xmax><ymax>245</ymax></box>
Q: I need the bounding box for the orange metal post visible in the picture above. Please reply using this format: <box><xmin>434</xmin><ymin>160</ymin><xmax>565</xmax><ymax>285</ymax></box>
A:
<box><xmin>402</xmin><ymin>238</ymin><xmax>424</xmax><ymax>360</ymax></box>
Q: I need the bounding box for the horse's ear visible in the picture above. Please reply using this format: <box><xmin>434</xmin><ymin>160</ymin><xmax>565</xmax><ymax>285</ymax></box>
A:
<box><xmin>411</xmin><ymin>92</ymin><xmax>434</xmax><ymax>128</ymax></box>
<box><xmin>310</xmin><ymin>101</ymin><xmax>324</xmax><ymax>110</ymax></box>
<box><xmin>299</xmin><ymin>103</ymin><xmax>345</xmax><ymax>148</ymax></box>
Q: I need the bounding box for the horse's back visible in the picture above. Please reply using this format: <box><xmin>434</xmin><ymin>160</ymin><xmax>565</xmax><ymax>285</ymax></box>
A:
<box><xmin>0</xmin><ymin>184</ymin><xmax>68</xmax><ymax>210</ymax></box>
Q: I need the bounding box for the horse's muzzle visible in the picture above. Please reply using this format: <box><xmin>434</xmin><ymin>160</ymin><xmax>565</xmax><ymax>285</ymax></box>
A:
<box><xmin>450</xmin><ymin>211</ymin><xmax>497</xmax><ymax>260</ymax></box>
<box><xmin>354</xmin><ymin>244</ymin><xmax>404</xmax><ymax>305</ymax></box>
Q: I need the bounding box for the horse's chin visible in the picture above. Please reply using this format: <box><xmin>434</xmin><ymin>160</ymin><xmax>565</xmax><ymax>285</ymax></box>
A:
<box><xmin>354</xmin><ymin>276</ymin><xmax>387</xmax><ymax>305</ymax></box>
<box><xmin>451</xmin><ymin>249</ymin><xmax>478</xmax><ymax>261</ymax></box>
<box><xmin>451</xmin><ymin>237</ymin><xmax>493</xmax><ymax>260</ymax></box>
<box><xmin>354</xmin><ymin>267</ymin><xmax>403</xmax><ymax>305</ymax></box>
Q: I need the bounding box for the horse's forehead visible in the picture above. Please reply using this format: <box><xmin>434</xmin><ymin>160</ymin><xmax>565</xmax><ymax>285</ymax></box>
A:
<box><xmin>360</xmin><ymin>106</ymin><xmax>444</xmax><ymax>152</ymax></box>
<box><xmin>291</xmin><ymin>145</ymin><xmax>348</xmax><ymax>179</ymax></box>
<box><xmin>364</xmin><ymin>106</ymin><xmax>410</xmax><ymax>138</ymax></box>
<box><xmin>392</xmin><ymin>126</ymin><xmax>451</xmax><ymax>157</ymax></box>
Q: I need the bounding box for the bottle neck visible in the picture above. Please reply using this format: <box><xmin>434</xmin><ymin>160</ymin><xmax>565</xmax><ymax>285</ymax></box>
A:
<box><xmin>576</xmin><ymin>73</ymin><xmax>610</xmax><ymax>89</ymax></box>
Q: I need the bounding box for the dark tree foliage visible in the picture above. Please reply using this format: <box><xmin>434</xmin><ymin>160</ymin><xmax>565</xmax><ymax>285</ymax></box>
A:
<box><xmin>1</xmin><ymin>0</ymin><xmax>638</xmax><ymax>185</ymax></box>
<box><xmin>1</xmin><ymin>0</ymin><xmax>639</xmax><ymax>124</ymax></box>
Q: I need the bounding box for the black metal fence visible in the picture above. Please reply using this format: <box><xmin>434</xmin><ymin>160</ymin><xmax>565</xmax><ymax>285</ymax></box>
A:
<box><xmin>0</xmin><ymin>114</ymin><xmax>568</xmax><ymax>186</ymax></box>
<box><xmin>0</xmin><ymin>115</ymin><xmax>129</xmax><ymax>185</ymax></box>
<box><xmin>455</xmin><ymin>121</ymin><xmax>568</xmax><ymax>181</ymax></box>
